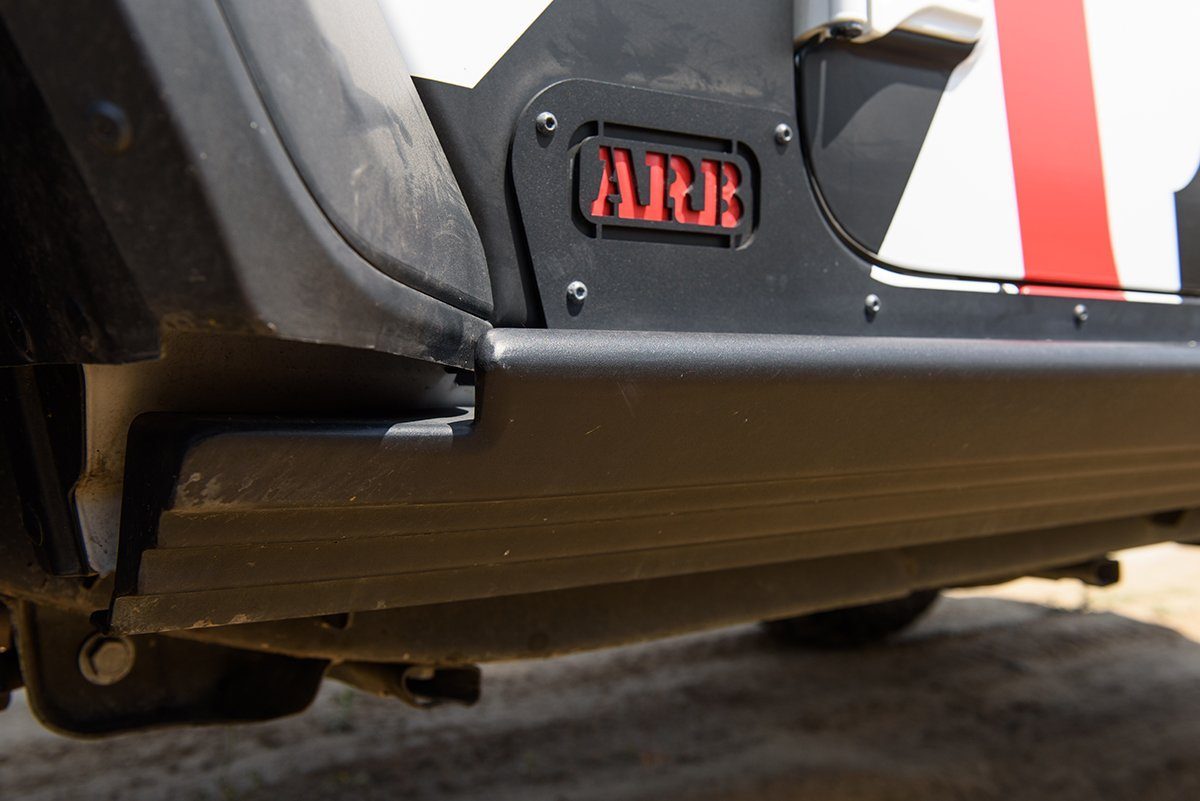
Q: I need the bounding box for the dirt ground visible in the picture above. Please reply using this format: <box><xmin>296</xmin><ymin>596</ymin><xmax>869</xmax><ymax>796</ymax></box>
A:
<box><xmin>2</xmin><ymin>543</ymin><xmax>1199</xmax><ymax>801</ymax></box>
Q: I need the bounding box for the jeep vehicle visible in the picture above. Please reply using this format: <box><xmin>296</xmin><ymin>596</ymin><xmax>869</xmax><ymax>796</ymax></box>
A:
<box><xmin>2</xmin><ymin>0</ymin><xmax>1200</xmax><ymax>735</ymax></box>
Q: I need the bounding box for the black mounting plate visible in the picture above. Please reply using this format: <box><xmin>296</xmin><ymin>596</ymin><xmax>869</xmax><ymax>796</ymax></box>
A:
<box><xmin>512</xmin><ymin>79</ymin><xmax>797</xmax><ymax>332</ymax></box>
<box><xmin>511</xmin><ymin>79</ymin><xmax>1200</xmax><ymax>342</ymax></box>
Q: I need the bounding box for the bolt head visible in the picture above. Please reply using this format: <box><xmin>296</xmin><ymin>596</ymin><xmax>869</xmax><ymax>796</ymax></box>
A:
<box><xmin>78</xmin><ymin>633</ymin><xmax>135</xmax><ymax>686</ymax></box>
<box><xmin>1073</xmin><ymin>303</ymin><xmax>1089</xmax><ymax>324</ymax></box>
<box><xmin>774</xmin><ymin>123</ymin><xmax>794</xmax><ymax>145</ymax></box>
<box><xmin>567</xmin><ymin>281</ymin><xmax>588</xmax><ymax>303</ymax></box>
<box><xmin>535</xmin><ymin>111</ymin><xmax>558</xmax><ymax>136</ymax></box>
<box><xmin>864</xmin><ymin>293</ymin><xmax>882</xmax><ymax>317</ymax></box>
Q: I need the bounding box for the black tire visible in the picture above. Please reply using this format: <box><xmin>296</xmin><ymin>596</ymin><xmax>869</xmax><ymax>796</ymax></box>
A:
<box><xmin>763</xmin><ymin>589</ymin><xmax>941</xmax><ymax>648</ymax></box>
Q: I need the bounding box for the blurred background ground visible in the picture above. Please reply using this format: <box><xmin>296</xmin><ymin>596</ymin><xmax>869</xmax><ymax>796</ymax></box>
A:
<box><xmin>2</xmin><ymin>543</ymin><xmax>1199</xmax><ymax>801</ymax></box>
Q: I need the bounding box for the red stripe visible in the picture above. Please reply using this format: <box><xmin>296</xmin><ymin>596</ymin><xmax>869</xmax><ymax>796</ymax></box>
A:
<box><xmin>995</xmin><ymin>0</ymin><xmax>1119</xmax><ymax>288</ymax></box>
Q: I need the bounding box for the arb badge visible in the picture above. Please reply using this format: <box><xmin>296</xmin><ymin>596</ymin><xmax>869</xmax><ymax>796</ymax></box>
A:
<box><xmin>578</xmin><ymin>135</ymin><xmax>753</xmax><ymax>246</ymax></box>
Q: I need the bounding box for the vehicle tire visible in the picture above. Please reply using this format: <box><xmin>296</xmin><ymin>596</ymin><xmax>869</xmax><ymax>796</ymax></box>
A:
<box><xmin>763</xmin><ymin>589</ymin><xmax>941</xmax><ymax>648</ymax></box>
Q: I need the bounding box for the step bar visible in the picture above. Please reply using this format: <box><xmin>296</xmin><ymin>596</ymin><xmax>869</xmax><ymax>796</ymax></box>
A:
<box><xmin>109</xmin><ymin>330</ymin><xmax>1200</xmax><ymax>634</ymax></box>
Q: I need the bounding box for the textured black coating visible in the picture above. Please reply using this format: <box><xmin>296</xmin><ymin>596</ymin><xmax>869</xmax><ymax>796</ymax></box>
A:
<box><xmin>415</xmin><ymin>0</ymin><xmax>797</xmax><ymax>327</ymax></box>
<box><xmin>109</xmin><ymin>330</ymin><xmax>1200</xmax><ymax>634</ymax></box>
<box><xmin>178</xmin><ymin>513</ymin><xmax>1189</xmax><ymax>663</ymax></box>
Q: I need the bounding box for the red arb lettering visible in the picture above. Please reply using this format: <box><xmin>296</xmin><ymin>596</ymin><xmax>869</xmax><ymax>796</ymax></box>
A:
<box><xmin>589</xmin><ymin>145</ymin><xmax>741</xmax><ymax>229</ymax></box>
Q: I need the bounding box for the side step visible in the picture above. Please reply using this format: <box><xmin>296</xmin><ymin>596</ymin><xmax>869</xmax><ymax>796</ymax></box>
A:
<box><xmin>175</xmin><ymin>515</ymin><xmax>1184</xmax><ymax>664</ymax></box>
<box><xmin>109</xmin><ymin>330</ymin><xmax>1200</xmax><ymax>634</ymax></box>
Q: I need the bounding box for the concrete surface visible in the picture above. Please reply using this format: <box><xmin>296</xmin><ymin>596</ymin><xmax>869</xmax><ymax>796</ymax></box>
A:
<box><xmin>2</xmin><ymin>543</ymin><xmax>1199</xmax><ymax>801</ymax></box>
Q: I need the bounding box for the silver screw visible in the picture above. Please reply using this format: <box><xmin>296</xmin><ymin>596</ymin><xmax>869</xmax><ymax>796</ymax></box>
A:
<box><xmin>535</xmin><ymin>111</ymin><xmax>558</xmax><ymax>136</ymax></box>
<box><xmin>864</xmin><ymin>294</ymin><xmax>881</xmax><ymax>317</ymax></box>
<box><xmin>566</xmin><ymin>281</ymin><xmax>588</xmax><ymax>303</ymax></box>
<box><xmin>78</xmin><ymin>633</ymin><xmax>135</xmax><ymax>686</ymax></box>
<box><xmin>1073</xmin><ymin>303</ymin><xmax>1089</xmax><ymax>324</ymax></box>
<box><xmin>774</xmin><ymin>123</ymin><xmax>794</xmax><ymax>145</ymax></box>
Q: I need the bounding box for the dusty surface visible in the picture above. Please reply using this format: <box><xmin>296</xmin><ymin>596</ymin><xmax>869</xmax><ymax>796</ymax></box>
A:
<box><xmin>2</xmin><ymin>543</ymin><xmax>1199</xmax><ymax>801</ymax></box>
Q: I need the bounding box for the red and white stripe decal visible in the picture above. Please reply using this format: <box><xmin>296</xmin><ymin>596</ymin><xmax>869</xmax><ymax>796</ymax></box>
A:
<box><xmin>878</xmin><ymin>0</ymin><xmax>1200</xmax><ymax>301</ymax></box>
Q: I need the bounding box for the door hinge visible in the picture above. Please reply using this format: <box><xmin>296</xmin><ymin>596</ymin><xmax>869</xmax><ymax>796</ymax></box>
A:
<box><xmin>795</xmin><ymin>0</ymin><xmax>985</xmax><ymax>44</ymax></box>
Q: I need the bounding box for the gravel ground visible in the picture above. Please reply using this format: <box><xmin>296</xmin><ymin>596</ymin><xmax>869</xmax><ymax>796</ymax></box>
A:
<box><xmin>2</xmin><ymin>543</ymin><xmax>1199</xmax><ymax>801</ymax></box>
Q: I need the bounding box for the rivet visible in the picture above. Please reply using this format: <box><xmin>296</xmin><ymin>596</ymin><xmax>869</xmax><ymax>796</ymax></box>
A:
<box><xmin>1073</xmin><ymin>303</ymin><xmax>1089</xmax><ymax>325</ymax></box>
